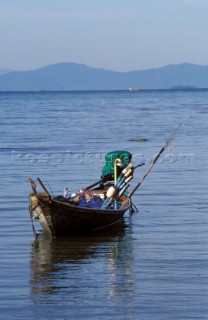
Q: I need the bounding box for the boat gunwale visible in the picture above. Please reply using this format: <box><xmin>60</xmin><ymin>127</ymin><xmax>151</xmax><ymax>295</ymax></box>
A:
<box><xmin>33</xmin><ymin>192</ymin><xmax>131</xmax><ymax>214</ymax></box>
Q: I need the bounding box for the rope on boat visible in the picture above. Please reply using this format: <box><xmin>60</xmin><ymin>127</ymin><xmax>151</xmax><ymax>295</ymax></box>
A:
<box><xmin>129</xmin><ymin>202</ymin><xmax>138</xmax><ymax>215</ymax></box>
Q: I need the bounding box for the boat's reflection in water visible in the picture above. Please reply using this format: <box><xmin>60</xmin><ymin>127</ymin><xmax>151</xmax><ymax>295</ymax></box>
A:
<box><xmin>30</xmin><ymin>220</ymin><xmax>135</xmax><ymax>302</ymax></box>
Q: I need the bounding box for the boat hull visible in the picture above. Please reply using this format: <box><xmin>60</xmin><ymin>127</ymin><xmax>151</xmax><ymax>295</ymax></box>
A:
<box><xmin>29</xmin><ymin>193</ymin><xmax>130</xmax><ymax>237</ymax></box>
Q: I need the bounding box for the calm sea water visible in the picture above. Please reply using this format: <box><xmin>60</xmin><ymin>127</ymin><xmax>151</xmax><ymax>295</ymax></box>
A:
<box><xmin>0</xmin><ymin>90</ymin><xmax>207</xmax><ymax>320</ymax></box>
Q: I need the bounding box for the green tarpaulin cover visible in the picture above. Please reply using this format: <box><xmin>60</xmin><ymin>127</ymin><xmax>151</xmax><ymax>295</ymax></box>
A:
<box><xmin>101</xmin><ymin>150</ymin><xmax>132</xmax><ymax>178</ymax></box>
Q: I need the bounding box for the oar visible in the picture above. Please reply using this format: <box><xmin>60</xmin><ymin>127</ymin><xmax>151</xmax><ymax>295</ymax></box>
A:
<box><xmin>28</xmin><ymin>178</ymin><xmax>37</xmax><ymax>193</ymax></box>
<box><xmin>37</xmin><ymin>177</ymin><xmax>50</xmax><ymax>195</ymax></box>
<box><xmin>128</xmin><ymin>123</ymin><xmax>182</xmax><ymax>199</ymax></box>
<box><xmin>84</xmin><ymin>179</ymin><xmax>103</xmax><ymax>190</ymax></box>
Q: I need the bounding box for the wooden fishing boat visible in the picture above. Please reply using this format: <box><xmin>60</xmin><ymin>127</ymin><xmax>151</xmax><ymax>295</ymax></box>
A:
<box><xmin>28</xmin><ymin>150</ymin><xmax>135</xmax><ymax>237</ymax></box>
<box><xmin>28</xmin><ymin>126</ymin><xmax>181</xmax><ymax>238</ymax></box>
<box><xmin>28</xmin><ymin>179</ymin><xmax>131</xmax><ymax>237</ymax></box>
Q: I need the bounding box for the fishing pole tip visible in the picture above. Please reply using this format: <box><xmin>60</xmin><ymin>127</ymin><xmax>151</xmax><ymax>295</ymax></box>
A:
<box><xmin>165</xmin><ymin>123</ymin><xmax>182</xmax><ymax>150</ymax></box>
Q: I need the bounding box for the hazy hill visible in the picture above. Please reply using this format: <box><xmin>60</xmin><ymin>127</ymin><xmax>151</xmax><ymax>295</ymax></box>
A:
<box><xmin>0</xmin><ymin>62</ymin><xmax>208</xmax><ymax>91</ymax></box>
<box><xmin>0</xmin><ymin>68</ymin><xmax>12</xmax><ymax>76</ymax></box>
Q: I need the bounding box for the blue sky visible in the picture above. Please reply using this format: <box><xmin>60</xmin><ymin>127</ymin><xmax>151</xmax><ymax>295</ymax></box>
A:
<box><xmin>1</xmin><ymin>0</ymin><xmax>208</xmax><ymax>71</ymax></box>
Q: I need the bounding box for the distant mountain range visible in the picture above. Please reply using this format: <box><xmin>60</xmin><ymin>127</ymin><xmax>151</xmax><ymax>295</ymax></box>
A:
<box><xmin>0</xmin><ymin>68</ymin><xmax>12</xmax><ymax>76</ymax></box>
<box><xmin>0</xmin><ymin>62</ymin><xmax>208</xmax><ymax>91</ymax></box>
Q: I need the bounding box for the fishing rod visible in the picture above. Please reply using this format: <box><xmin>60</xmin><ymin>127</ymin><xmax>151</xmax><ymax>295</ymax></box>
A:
<box><xmin>83</xmin><ymin>155</ymin><xmax>145</xmax><ymax>191</ymax></box>
<box><xmin>46</xmin><ymin>180</ymin><xmax>54</xmax><ymax>197</ymax></box>
<box><xmin>128</xmin><ymin>123</ymin><xmax>182</xmax><ymax>199</ymax></box>
<box><xmin>101</xmin><ymin>162</ymin><xmax>134</xmax><ymax>209</ymax></box>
